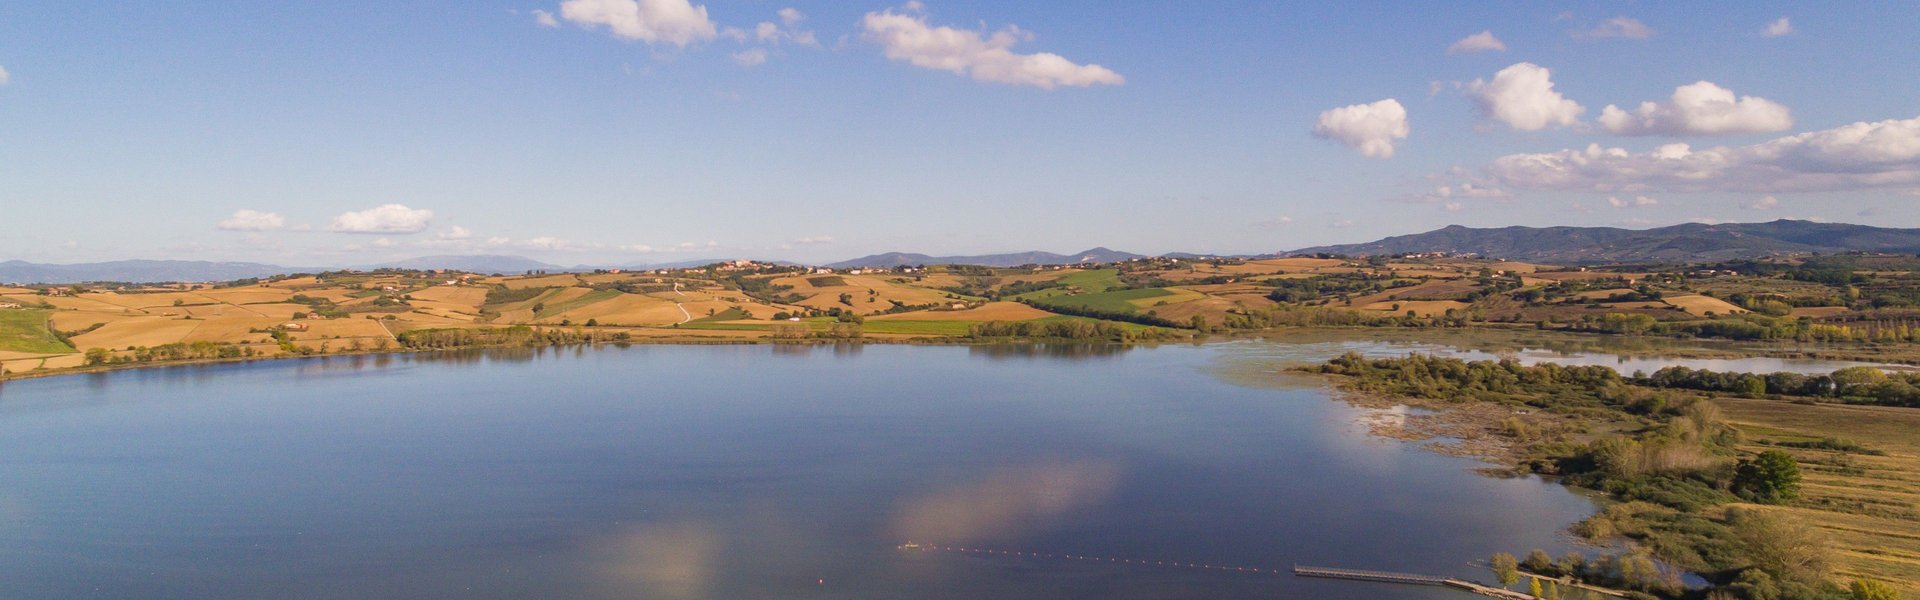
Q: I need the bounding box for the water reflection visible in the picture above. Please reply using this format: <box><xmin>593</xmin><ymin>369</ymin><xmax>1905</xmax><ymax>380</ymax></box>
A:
<box><xmin>891</xmin><ymin>459</ymin><xmax>1124</xmax><ymax>545</ymax></box>
<box><xmin>968</xmin><ymin>343</ymin><xmax>1132</xmax><ymax>361</ymax></box>
<box><xmin>591</xmin><ymin>521</ymin><xmax>726</xmax><ymax>600</ymax></box>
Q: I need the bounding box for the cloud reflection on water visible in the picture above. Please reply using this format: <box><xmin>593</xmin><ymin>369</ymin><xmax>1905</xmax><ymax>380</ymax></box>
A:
<box><xmin>590</xmin><ymin>521</ymin><xmax>726</xmax><ymax>600</ymax></box>
<box><xmin>890</xmin><ymin>459</ymin><xmax>1123</xmax><ymax>545</ymax></box>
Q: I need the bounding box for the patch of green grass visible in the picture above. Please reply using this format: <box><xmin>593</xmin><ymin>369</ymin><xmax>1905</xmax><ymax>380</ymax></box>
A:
<box><xmin>688</xmin><ymin>307</ymin><xmax>751</xmax><ymax>323</ymax></box>
<box><xmin>1032</xmin><ymin>288</ymin><xmax>1174</xmax><ymax>314</ymax></box>
<box><xmin>806</xmin><ymin>276</ymin><xmax>847</xmax><ymax>287</ymax></box>
<box><xmin>534</xmin><ymin>289</ymin><xmax>621</xmax><ymax>319</ymax></box>
<box><xmin>1057</xmin><ymin>268</ymin><xmax>1120</xmax><ymax>292</ymax></box>
<box><xmin>0</xmin><ymin>309</ymin><xmax>76</xmax><ymax>353</ymax></box>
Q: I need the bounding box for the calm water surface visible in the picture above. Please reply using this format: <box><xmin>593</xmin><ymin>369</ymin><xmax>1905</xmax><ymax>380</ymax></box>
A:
<box><xmin>0</xmin><ymin>341</ymin><xmax>1692</xmax><ymax>599</ymax></box>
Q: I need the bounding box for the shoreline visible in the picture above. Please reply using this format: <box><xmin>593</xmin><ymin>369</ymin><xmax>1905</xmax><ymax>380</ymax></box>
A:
<box><xmin>11</xmin><ymin>324</ymin><xmax>1913</xmax><ymax>385</ymax></box>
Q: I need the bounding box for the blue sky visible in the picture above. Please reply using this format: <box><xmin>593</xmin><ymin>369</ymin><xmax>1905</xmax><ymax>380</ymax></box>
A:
<box><xmin>2</xmin><ymin>1</ymin><xmax>1917</xmax><ymax>265</ymax></box>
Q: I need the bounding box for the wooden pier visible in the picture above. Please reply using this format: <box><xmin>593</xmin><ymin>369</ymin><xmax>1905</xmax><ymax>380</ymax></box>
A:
<box><xmin>1293</xmin><ymin>565</ymin><xmax>1536</xmax><ymax>599</ymax></box>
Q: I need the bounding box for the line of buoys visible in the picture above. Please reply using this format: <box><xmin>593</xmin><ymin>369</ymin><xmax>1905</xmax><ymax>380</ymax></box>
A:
<box><xmin>897</xmin><ymin>542</ymin><xmax>1282</xmax><ymax>576</ymax></box>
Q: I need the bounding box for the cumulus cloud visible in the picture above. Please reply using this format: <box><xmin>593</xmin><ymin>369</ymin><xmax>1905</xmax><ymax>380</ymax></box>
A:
<box><xmin>1745</xmin><ymin>196</ymin><xmax>1780</xmax><ymax>210</ymax></box>
<box><xmin>1447</xmin><ymin>30</ymin><xmax>1506</xmax><ymax>54</ymax></box>
<box><xmin>1574</xmin><ymin>17</ymin><xmax>1654</xmax><ymax>40</ymax></box>
<box><xmin>217</xmin><ymin>209</ymin><xmax>287</xmax><ymax>232</ymax></box>
<box><xmin>1762</xmin><ymin>17</ymin><xmax>1793</xmax><ymax>38</ymax></box>
<box><xmin>1598</xmin><ymin>81</ymin><xmax>1792</xmax><ymax>136</ymax></box>
<box><xmin>0</xmin><ymin>66</ymin><xmax>9</xmax><ymax>86</ymax></box>
<box><xmin>859</xmin><ymin>5</ymin><xmax>1123</xmax><ymax>90</ymax></box>
<box><xmin>791</xmin><ymin>235</ymin><xmax>834</xmax><ymax>245</ymax></box>
<box><xmin>1418</xmin><ymin>183</ymin><xmax>1508</xmax><ymax>203</ymax></box>
<box><xmin>754</xmin><ymin>8</ymin><xmax>817</xmax><ymax>46</ymax></box>
<box><xmin>533</xmin><ymin>9</ymin><xmax>560</xmax><ymax>27</ymax></box>
<box><xmin>1312</xmin><ymin>99</ymin><xmax>1409</xmax><ymax>159</ymax></box>
<box><xmin>559</xmin><ymin>0</ymin><xmax>717</xmax><ymax>47</ymax></box>
<box><xmin>732</xmin><ymin>48</ymin><xmax>767</xmax><ymax>66</ymax></box>
<box><xmin>437</xmin><ymin>225</ymin><xmax>472</xmax><ymax>240</ymax></box>
<box><xmin>1471</xmin><ymin>114</ymin><xmax>1920</xmax><ymax>193</ymax></box>
<box><xmin>1467</xmin><ymin>63</ymin><xmax>1585</xmax><ymax>131</ymax></box>
<box><xmin>1607</xmin><ymin>195</ymin><xmax>1658</xmax><ymax>208</ymax></box>
<box><xmin>329</xmin><ymin>204</ymin><xmax>434</xmax><ymax>234</ymax></box>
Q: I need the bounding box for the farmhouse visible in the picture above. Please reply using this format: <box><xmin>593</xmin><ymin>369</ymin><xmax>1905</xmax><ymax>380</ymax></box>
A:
<box><xmin>280</xmin><ymin>322</ymin><xmax>310</xmax><ymax>332</ymax></box>
<box><xmin>0</xmin><ymin>302</ymin><xmax>21</xmax><ymax>309</ymax></box>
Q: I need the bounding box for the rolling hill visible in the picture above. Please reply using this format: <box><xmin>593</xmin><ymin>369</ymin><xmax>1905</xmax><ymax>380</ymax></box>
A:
<box><xmin>1289</xmin><ymin>220</ymin><xmax>1920</xmax><ymax>263</ymax></box>
<box><xmin>829</xmin><ymin>247</ymin><xmax>1146</xmax><ymax>268</ymax></box>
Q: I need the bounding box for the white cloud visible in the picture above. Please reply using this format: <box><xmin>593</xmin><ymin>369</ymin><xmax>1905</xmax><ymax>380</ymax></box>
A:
<box><xmin>1762</xmin><ymin>17</ymin><xmax>1793</xmax><ymax>38</ymax></box>
<box><xmin>1598</xmin><ymin>81</ymin><xmax>1792</xmax><ymax>136</ymax></box>
<box><xmin>622</xmin><ymin>240</ymin><xmax>719</xmax><ymax>254</ymax></box>
<box><xmin>1416</xmin><ymin>183</ymin><xmax>1509</xmax><ymax>204</ymax></box>
<box><xmin>1574</xmin><ymin>17</ymin><xmax>1654</xmax><ymax>40</ymax></box>
<box><xmin>752</xmin><ymin>8</ymin><xmax>818</xmax><ymax>47</ymax></box>
<box><xmin>859</xmin><ymin>5</ymin><xmax>1123</xmax><ymax>90</ymax></box>
<box><xmin>791</xmin><ymin>235</ymin><xmax>834</xmax><ymax>245</ymax></box>
<box><xmin>733</xmin><ymin>48</ymin><xmax>768</xmax><ymax>66</ymax></box>
<box><xmin>437</xmin><ymin>225</ymin><xmax>472</xmax><ymax>240</ymax></box>
<box><xmin>1312</xmin><ymin>99</ymin><xmax>1409</xmax><ymax>159</ymax></box>
<box><xmin>559</xmin><ymin>0</ymin><xmax>718</xmax><ymax>47</ymax></box>
<box><xmin>1256</xmin><ymin>215</ymin><xmax>1296</xmax><ymax>229</ymax></box>
<box><xmin>217</xmin><ymin>209</ymin><xmax>287</xmax><ymax>232</ymax></box>
<box><xmin>370</xmin><ymin>238</ymin><xmax>398</xmax><ymax>249</ymax></box>
<box><xmin>1473</xmin><ymin>114</ymin><xmax>1920</xmax><ymax>193</ymax></box>
<box><xmin>1745</xmin><ymin>196</ymin><xmax>1780</xmax><ymax>210</ymax></box>
<box><xmin>1467</xmin><ymin>63</ymin><xmax>1585</xmax><ymax>131</ymax></box>
<box><xmin>0</xmin><ymin>66</ymin><xmax>9</xmax><ymax>86</ymax></box>
<box><xmin>329</xmin><ymin>204</ymin><xmax>434</xmax><ymax>234</ymax></box>
<box><xmin>1447</xmin><ymin>30</ymin><xmax>1507</xmax><ymax>54</ymax></box>
<box><xmin>533</xmin><ymin>9</ymin><xmax>560</xmax><ymax>28</ymax></box>
<box><xmin>1606</xmin><ymin>195</ymin><xmax>1658</xmax><ymax>208</ymax></box>
<box><xmin>1442</xmin><ymin>202</ymin><xmax>1464</xmax><ymax>212</ymax></box>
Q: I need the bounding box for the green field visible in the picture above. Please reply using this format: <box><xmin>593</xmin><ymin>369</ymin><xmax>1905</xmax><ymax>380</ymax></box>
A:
<box><xmin>0</xmin><ymin>309</ymin><xmax>76</xmax><ymax>353</ymax></box>
<box><xmin>1031</xmin><ymin>288</ymin><xmax>1174</xmax><ymax>314</ymax></box>
<box><xmin>1058</xmin><ymin>268</ymin><xmax>1120</xmax><ymax>292</ymax></box>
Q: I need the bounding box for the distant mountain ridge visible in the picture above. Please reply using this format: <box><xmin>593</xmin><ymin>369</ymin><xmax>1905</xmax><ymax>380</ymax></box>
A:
<box><xmin>0</xmin><ymin>260</ymin><xmax>310</xmax><ymax>285</ymax></box>
<box><xmin>1289</xmin><ymin>220</ymin><xmax>1920</xmax><ymax>263</ymax></box>
<box><xmin>828</xmin><ymin>247</ymin><xmax>1146</xmax><ymax>268</ymax></box>
<box><xmin>371</xmin><ymin>255</ymin><xmax>563</xmax><ymax>273</ymax></box>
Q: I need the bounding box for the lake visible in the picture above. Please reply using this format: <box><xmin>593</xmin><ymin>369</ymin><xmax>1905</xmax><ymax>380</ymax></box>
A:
<box><xmin>0</xmin><ymin>339</ymin><xmax>1823</xmax><ymax>599</ymax></box>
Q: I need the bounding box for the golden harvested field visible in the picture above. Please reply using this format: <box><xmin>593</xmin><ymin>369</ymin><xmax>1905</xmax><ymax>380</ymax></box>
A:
<box><xmin>182</xmin><ymin>317</ymin><xmax>283</xmax><ymax>344</ymax></box>
<box><xmin>409</xmin><ymin>286</ymin><xmax>489</xmax><ymax>306</ymax></box>
<box><xmin>1128</xmin><ymin>287</ymin><xmax>1207</xmax><ymax>309</ymax></box>
<box><xmin>555</xmin><ymin>294</ymin><xmax>686</xmax><ymax>325</ymax></box>
<box><xmin>69</xmin><ymin>317</ymin><xmax>201</xmax><ymax>350</ymax></box>
<box><xmin>871</xmin><ymin>302</ymin><xmax>1055</xmax><ymax>321</ymax></box>
<box><xmin>12</xmin><ymin>294</ymin><xmax>138</xmax><ymax>312</ymax></box>
<box><xmin>1348</xmin><ymin>280</ymin><xmax>1478</xmax><ymax>306</ymax></box>
<box><xmin>287</xmin><ymin>319</ymin><xmax>395</xmax><ymax>341</ymax></box>
<box><xmin>198</xmin><ymin>288</ymin><xmax>296</xmax><ymax>304</ymax></box>
<box><xmin>502</xmin><ymin>274</ymin><xmax>580</xmax><ymax>289</ymax></box>
<box><xmin>1716</xmin><ymin>398</ymin><xmax>1920</xmax><ymax>593</ymax></box>
<box><xmin>1144</xmin><ymin>296</ymin><xmax>1247</xmax><ymax>323</ymax></box>
<box><xmin>1663</xmin><ymin>294</ymin><xmax>1748</xmax><ymax>317</ymax></box>
<box><xmin>780</xmin><ymin>274</ymin><xmax>953</xmax><ymax>315</ymax></box>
